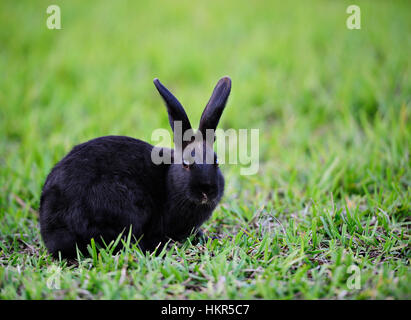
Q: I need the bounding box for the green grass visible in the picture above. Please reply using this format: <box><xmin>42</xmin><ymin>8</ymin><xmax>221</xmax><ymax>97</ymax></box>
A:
<box><xmin>0</xmin><ymin>0</ymin><xmax>410</xmax><ymax>299</ymax></box>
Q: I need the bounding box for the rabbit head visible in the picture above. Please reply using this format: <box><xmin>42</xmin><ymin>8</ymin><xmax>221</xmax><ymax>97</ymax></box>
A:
<box><xmin>153</xmin><ymin>77</ymin><xmax>231</xmax><ymax>206</ymax></box>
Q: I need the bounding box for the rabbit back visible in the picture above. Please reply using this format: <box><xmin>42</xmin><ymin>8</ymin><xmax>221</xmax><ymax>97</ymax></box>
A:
<box><xmin>39</xmin><ymin>135</ymin><xmax>167</xmax><ymax>258</ymax></box>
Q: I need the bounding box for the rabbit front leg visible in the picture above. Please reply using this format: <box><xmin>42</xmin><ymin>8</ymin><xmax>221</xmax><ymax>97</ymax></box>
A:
<box><xmin>192</xmin><ymin>229</ymin><xmax>220</xmax><ymax>244</ymax></box>
<box><xmin>193</xmin><ymin>229</ymin><xmax>208</xmax><ymax>244</ymax></box>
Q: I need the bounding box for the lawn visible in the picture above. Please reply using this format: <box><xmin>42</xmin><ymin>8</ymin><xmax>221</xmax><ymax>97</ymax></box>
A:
<box><xmin>0</xmin><ymin>0</ymin><xmax>410</xmax><ymax>299</ymax></box>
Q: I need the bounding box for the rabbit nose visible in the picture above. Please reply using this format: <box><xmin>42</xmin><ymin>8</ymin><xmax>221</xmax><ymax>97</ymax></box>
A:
<box><xmin>199</xmin><ymin>183</ymin><xmax>217</xmax><ymax>199</ymax></box>
<box><xmin>201</xmin><ymin>192</ymin><xmax>208</xmax><ymax>204</ymax></box>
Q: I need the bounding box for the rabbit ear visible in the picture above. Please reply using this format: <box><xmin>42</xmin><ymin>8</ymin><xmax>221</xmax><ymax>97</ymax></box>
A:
<box><xmin>153</xmin><ymin>78</ymin><xmax>192</xmax><ymax>136</ymax></box>
<box><xmin>198</xmin><ymin>76</ymin><xmax>231</xmax><ymax>139</ymax></box>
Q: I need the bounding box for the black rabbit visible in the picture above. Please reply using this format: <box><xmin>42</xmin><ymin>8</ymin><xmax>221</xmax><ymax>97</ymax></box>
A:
<box><xmin>39</xmin><ymin>76</ymin><xmax>232</xmax><ymax>258</ymax></box>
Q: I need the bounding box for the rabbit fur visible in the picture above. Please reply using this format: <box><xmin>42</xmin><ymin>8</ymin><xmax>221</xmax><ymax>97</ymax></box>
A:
<box><xmin>39</xmin><ymin>77</ymin><xmax>232</xmax><ymax>258</ymax></box>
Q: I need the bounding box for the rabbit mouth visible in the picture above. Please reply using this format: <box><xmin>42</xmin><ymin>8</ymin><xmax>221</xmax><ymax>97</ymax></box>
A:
<box><xmin>187</xmin><ymin>190</ymin><xmax>217</xmax><ymax>206</ymax></box>
<box><xmin>189</xmin><ymin>192</ymin><xmax>212</xmax><ymax>206</ymax></box>
<box><xmin>201</xmin><ymin>192</ymin><xmax>208</xmax><ymax>204</ymax></box>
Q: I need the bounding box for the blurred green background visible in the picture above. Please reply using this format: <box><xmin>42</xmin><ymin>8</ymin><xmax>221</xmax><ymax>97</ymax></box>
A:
<box><xmin>0</xmin><ymin>0</ymin><xmax>410</xmax><ymax>299</ymax></box>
